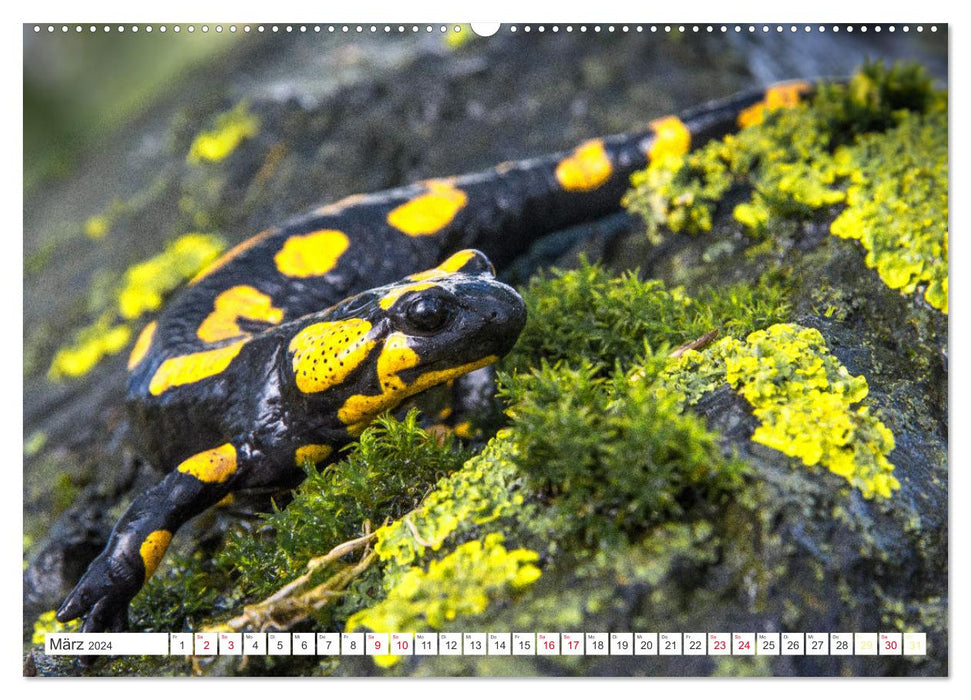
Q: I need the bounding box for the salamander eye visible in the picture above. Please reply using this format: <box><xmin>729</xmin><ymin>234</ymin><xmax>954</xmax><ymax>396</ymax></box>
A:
<box><xmin>406</xmin><ymin>295</ymin><xmax>450</xmax><ymax>332</ymax></box>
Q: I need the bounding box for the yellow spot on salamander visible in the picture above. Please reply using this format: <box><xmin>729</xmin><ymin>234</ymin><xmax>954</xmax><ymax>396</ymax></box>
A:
<box><xmin>289</xmin><ymin>318</ymin><xmax>376</xmax><ymax>393</ymax></box>
<box><xmin>295</xmin><ymin>444</ymin><xmax>333</xmax><ymax>467</ymax></box>
<box><xmin>149</xmin><ymin>339</ymin><xmax>247</xmax><ymax>395</ymax></box>
<box><xmin>387</xmin><ymin>180</ymin><xmax>468</xmax><ymax>236</ymax></box>
<box><xmin>197</xmin><ymin>285</ymin><xmax>284</xmax><ymax>343</ymax></box>
<box><xmin>738</xmin><ymin>81</ymin><xmax>811</xmax><ymax>129</ymax></box>
<box><xmin>407</xmin><ymin>250</ymin><xmax>492</xmax><ymax>282</ymax></box>
<box><xmin>274</xmin><ymin>229</ymin><xmax>351</xmax><ymax>278</ymax></box>
<box><xmin>338</xmin><ymin>331</ymin><xmax>498</xmax><ymax>426</ymax></box>
<box><xmin>648</xmin><ymin>116</ymin><xmax>692</xmax><ymax>161</ymax></box>
<box><xmin>177</xmin><ymin>443</ymin><xmax>238</xmax><ymax>484</ymax></box>
<box><xmin>379</xmin><ymin>282</ymin><xmax>436</xmax><ymax>310</ymax></box>
<box><xmin>191</xmin><ymin>230</ymin><xmax>274</xmax><ymax>285</ymax></box>
<box><xmin>139</xmin><ymin>530</ymin><xmax>173</xmax><ymax>582</ymax></box>
<box><xmin>441</xmin><ymin>249</ymin><xmax>486</xmax><ymax>273</ymax></box>
<box><xmin>377</xmin><ymin>332</ymin><xmax>422</xmax><ymax>384</ymax></box>
<box><xmin>555</xmin><ymin>139</ymin><xmax>613</xmax><ymax>192</ymax></box>
<box><xmin>127</xmin><ymin>321</ymin><xmax>157</xmax><ymax>371</ymax></box>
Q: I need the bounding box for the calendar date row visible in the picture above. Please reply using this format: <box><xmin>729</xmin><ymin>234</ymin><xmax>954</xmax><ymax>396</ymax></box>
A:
<box><xmin>45</xmin><ymin>632</ymin><xmax>926</xmax><ymax>657</ymax></box>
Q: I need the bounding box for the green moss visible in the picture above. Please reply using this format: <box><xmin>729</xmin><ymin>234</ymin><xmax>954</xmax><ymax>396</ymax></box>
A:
<box><xmin>623</xmin><ymin>62</ymin><xmax>947</xmax><ymax>314</ymax></box>
<box><xmin>502</xmin><ymin>261</ymin><xmax>692</xmax><ymax>375</ymax></box>
<box><xmin>347</xmin><ymin>533</ymin><xmax>541</xmax><ymax>667</ymax></box>
<box><xmin>662</xmin><ymin>323</ymin><xmax>899</xmax><ymax>499</ymax></box>
<box><xmin>130</xmin><ymin>550</ymin><xmax>227</xmax><ymax>632</ymax></box>
<box><xmin>484</xmin><ymin>261</ymin><xmax>794</xmax><ymax>547</ymax></box>
<box><xmin>504</xmin><ymin>260</ymin><xmax>789</xmax><ymax>378</ymax></box>
<box><xmin>499</xmin><ymin>360</ymin><xmax>746</xmax><ymax>545</ymax></box>
<box><xmin>218</xmin><ymin>411</ymin><xmax>471</xmax><ymax>599</ymax></box>
<box><xmin>187</xmin><ymin>103</ymin><xmax>260</xmax><ymax>164</ymax></box>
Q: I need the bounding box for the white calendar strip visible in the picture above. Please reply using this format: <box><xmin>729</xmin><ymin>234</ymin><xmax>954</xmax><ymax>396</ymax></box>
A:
<box><xmin>45</xmin><ymin>631</ymin><xmax>926</xmax><ymax>657</ymax></box>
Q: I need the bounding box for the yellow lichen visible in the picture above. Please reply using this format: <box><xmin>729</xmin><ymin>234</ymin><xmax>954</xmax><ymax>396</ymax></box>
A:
<box><xmin>828</xmin><ymin>108</ymin><xmax>948</xmax><ymax>313</ymax></box>
<box><xmin>444</xmin><ymin>24</ymin><xmax>474</xmax><ymax>49</ymax></box>
<box><xmin>118</xmin><ymin>233</ymin><xmax>226</xmax><ymax>319</ymax></box>
<box><xmin>624</xmin><ymin>64</ymin><xmax>948</xmax><ymax>314</ymax></box>
<box><xmin>31</xmin><ymin>609</ymin><xmax>80</xmax><ymax>644</ymax></box>
<box><xmin>187</xmin><ymin>103</ymin><xmax>260</xmax><ymax>164</ymax></box>
<box><xmin>346</xmin><ymin>533</ymin><xmax>541</xmax><ymax>667</ymax></box>
<box><xmin>48</xmin><ymin>314</ymin><xmax>132</xmax><ymax>380</ymax></box>
<box><xmin>372</xmin><ymin>430</ymin><xmax>523</xmax><ymax>567</ymax></box>
<box><xmin>49</xmin><ymin>233</ymin><xmax>227</xmax><ymax>380</ymax></box>
<box><xmin>662</xmin><ymin>323</ymin><xmax>899</xmax><ymax>499</ymax></box>
<box><xmin>83</xmin><ymin>215</ymin><xmax>110</xmax><ymax>239</ymax></box>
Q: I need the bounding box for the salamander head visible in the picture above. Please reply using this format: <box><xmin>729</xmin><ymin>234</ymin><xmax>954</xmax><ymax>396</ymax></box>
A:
<box><xmin>284</xmin><ymin>249</ymin><xmax>525</xmax><ymax>432</ymax></box>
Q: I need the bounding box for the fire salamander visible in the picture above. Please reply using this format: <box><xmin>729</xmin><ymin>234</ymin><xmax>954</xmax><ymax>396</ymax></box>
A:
<box><xmin>57</xmin><ymin>81</ymin><xmax>812</xmax><ymax>633</ymax></box>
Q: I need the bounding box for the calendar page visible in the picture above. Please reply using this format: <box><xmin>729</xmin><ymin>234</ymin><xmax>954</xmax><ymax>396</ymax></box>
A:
<box><xmin>22</xmin><ymin>15</ymin><xmax>948</xmax><ymax>679</ymax></box>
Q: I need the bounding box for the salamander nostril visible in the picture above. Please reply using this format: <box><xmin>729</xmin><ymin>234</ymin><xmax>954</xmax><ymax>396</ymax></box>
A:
<box><xmin>489</xmin><ymin>310</ymin><xmax>498</xmax><ymax>320</ymax></box>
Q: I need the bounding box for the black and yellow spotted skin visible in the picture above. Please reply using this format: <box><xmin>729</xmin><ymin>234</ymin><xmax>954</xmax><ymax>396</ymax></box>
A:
<box><xmin>57</xmin><ymin>81</ymin><xmax>813</xmax><ymax>633</ymax></box>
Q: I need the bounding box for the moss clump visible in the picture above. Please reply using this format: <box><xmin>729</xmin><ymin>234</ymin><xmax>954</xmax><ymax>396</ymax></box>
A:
<box><xmin>187</xmin><ymin>103</ymin><xmax>260</xmax><ymax>164</ymax></box>
<box><xmin>503</xmin><ymin>262</ymin><xmax>694</xmax><ymax>375</ymax></box>
<box><xmin>500</xmin><ymin>360</ymin><xmax>746</xmax><ymax>545</ymax></box>
<box><xmin>489</xmin><ymin>261</ymin><xmax>795</xmax><ymax>546</ymax></box>
<box><xmin>662</xmin><ymin>323</ymin><xmax>898</xmax><ymax>499</ymax></box>
<box><xmin>504</xmin><ymin>260</ymin><xmax>790</xmax><ymax>377</ymax></box>
<box><xmin>347</xmin><ymin>533</ymin><xmax>540</xmax><ymax>667</ymax></box>
<box><xmin>623</xmin><ymin>62</ymin><xmax>947</xmax><ymax>314</ymax></box>
<box><xmin>130</xmin><ymin>550</ymin><xmax>228</xmax><ymax>632</ymax></box>
<box><xmin>218</xmin><ymin>411</ymin><xmax>471</xmax><ymax>599</ymax></box>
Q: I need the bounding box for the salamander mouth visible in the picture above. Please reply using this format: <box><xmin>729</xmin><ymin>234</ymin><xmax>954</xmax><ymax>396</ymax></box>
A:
<box><xmin>470</xmin><ymin>282</ymin><xmax>527</xmax><ymax>356</ymax></box>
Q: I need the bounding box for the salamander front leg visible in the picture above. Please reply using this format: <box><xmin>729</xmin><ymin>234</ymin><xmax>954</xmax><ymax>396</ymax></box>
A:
<box><xmin>56</xmin><ymin>445</ymin><xmax>240</xmax><ymax>633</ymax></box>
